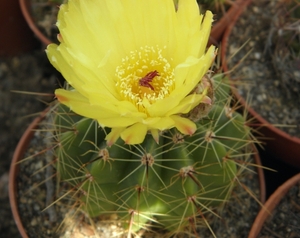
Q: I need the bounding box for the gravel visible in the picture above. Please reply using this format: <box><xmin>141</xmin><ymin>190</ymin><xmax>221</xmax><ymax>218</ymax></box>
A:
<box><xmin>226</xmin><ymin>0</ymin><xmax>300</xmax><ymax>137</ymax></box>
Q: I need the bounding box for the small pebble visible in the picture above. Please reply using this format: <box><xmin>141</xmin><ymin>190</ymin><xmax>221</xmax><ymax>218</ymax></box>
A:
<box><xmin>31</xmin><ymin>218</ymin><xmax>38</xmax><ymax>226</ymax></box>
<box><xmin>254</xmin><ymin>52</ymin><xmax>261</xmax><ymax>59</ymax></box>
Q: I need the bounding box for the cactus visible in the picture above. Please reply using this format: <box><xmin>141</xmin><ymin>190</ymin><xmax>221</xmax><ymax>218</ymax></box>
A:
<box><xmin>42</xmin><ymin>0</ymin><xmax>257</xmax><ymax>236</ymax></box>
<box><xmin>48</xmin><ymin>71</ymin><xmax>254</xmax><ymax>237</ymax></box>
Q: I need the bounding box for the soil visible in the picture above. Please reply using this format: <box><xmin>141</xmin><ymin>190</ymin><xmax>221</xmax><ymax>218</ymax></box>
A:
<box><xmin>226</xmin><ymin>0</ymin><xmax>300</xmax><ymax>137</ymax></box>
<box><xmin>259</xmin><ymin>181</ymin><xmax>300</xmax><ymax>238</ymax></box>
<box><xmin>0</xmin><ymin>50</ymin><xmax>60</xmax><ymax>237</ymax></box>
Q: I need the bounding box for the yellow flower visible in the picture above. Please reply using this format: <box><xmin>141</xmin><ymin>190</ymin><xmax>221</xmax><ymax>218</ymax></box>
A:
<box><xmin>46</xmin><ymin>0</ymin><xmax>216</xmax><ymax>145</ymax></box>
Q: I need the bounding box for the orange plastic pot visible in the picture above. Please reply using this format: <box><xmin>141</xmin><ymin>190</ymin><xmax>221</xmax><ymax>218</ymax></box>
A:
<box><xmin>221</xmin><ymin>0</ymin><xmax>300</xmax><ymax>169</ymax></box>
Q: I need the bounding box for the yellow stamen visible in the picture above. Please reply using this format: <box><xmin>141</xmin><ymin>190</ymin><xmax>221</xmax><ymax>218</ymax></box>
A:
<box><xmin>115</xmin><ymin>46</ymin><xmax>175</xmax><ymax>112</ymax></box>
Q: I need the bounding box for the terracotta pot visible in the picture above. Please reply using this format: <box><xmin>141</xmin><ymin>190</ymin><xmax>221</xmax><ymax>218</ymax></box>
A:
<box><xmin>19</xmin><ymin>0</ymin><xmax>52</xmax><ymax>46</ymax></box>
<box><xmin>209</xmin><ymin>0</ymin><xmax>252</xmax><ymax>45</ymax></box>
<box><xmin>9</xmin><ymin>110</ymin><xmax>266</xmax><ymax>237</ymax></box>
<box><xmin>221</xmin><ymin>0</ymin><xmax>300</xmax><ymax>169</ymax></box>
<box><xmin>249</xmin><ymin>173</ymin><xmax>300</xmax><ymax>237</ymax></box>
<box><xmin>0</xmin><ymin>0</ymin><xmax>39</xmax><ymax>56</ymax></box>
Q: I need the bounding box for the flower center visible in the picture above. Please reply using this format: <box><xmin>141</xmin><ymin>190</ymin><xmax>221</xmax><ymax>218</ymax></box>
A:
<box><xmin>116</xmin><ymin>46</ymin><xmax>174</xmax><ymax>112</ymax></box>
<box><xmin>139</xmin><ymin>70</ymin><xmax>159</xmax><ymax>91</ymax></box>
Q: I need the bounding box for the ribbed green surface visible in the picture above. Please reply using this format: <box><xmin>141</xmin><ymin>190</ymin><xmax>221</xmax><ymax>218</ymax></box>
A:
<box><xmin>54</xmin><ymin>74</ymin><xmax>251</xmax><ymax>234</ymax></box>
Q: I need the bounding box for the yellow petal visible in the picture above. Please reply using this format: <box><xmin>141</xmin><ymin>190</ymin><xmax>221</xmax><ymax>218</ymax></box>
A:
<box><xmin>173</xmin><ymin>56</ymin><xmax>203</xmax><ymax>94</ymax></box>
<box><xmin>166</xmin><ymin>94</ymin><xmax>205</xmax><ymax>116</ymax></box>
<box><xmin>174</xmin><ymin>46</ymin><xmax>216</xmax><ymax>93</ymax></box>
<box><xmin>170</xmin><ymin>115</ymin><xmax>196</xmax><ymax>135</ymax></box>
<box><xmin>119</xmin><ymin>0</ymin><xmax>177</xmax><ymax>54</ymax></box>
<box><xmin>150</xmin><ymin>129</ymin><xmax>160</xmax><ymax>144</ymax></box>
<box><xmin>56</xmin><ymin>89</ymin><xmax>143</xmax><ymax>127</ymax></box>
<box><xmin>143</xmin><ymin>117</ymin><xmax>175</xmax><ymax>130</ymax></box>
<box><xmin>58</xmin><ymin>45</ymin><xmax>119</xmax><ymax>100</ymax></box>
<box><xmin>146</xmin><ymin>96</ymin><xmax>181</xmax><ymax>117</ymax></box>
<box><xmin>121</xmin><ymin>123</ymin><xmax>148</xmax><ymax>144</ymax></box>
<box><xmin>198</xmin><ymin>11</ymin><xmax>214</xmax><ymax>56</ymax></box>
<box><xmin>55</xmin><ymin>89</ymin><xmax>101</xmax><ymax>119</ymax></box>
<box><xmin>59</xmin><ymin>0</ymin><xmax>124</xmax><ymax>68</ymax></box>
<box><xmin>46</xmin><ymin>44</ymin><xmax>85</xmax><ymax>93</ymax></box>
<box><xmin>106</xmin><ymin>127</ymin><xmax>125</xmax><ymax>146</ymax></box>
<box><xmin>97</xmin><ymin>117</ymin><xmax>142</xmax><ymax>128</ymax></box>
<box><xmin>55</xmin><ymin>89</ymin><xmax>115</xmax><ymax>118</ymax></box>
<box><xmin>173</xmin><ymin>0</ymin><xmax>204</xmax><ymax>63</ymax></box>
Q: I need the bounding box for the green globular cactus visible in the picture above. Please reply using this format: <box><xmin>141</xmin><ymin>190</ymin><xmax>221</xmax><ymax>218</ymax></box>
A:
<box><xmin>51</xmin><ymin>73</ymin><xmax>254</xmax><ymax>237</ymax></box>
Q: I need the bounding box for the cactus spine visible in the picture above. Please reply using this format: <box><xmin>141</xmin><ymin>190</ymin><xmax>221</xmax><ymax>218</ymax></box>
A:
<box><xmin>51</xmin><ymin>72</ymin><xmax>254</xmax><ymax>237</ymax></box>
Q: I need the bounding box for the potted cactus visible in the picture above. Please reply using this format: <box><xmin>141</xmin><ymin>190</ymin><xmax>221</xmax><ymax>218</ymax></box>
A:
<box><xmin>10</xmin><ymin>0</ymin><xmax>265</xmax><ymax>237</ymax></box>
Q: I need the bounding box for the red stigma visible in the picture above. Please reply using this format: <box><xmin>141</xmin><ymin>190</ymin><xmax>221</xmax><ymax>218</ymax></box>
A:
<box><xmin>139</xmin><ymin>70</ymin><xmax>159</xmax><ymax>90</ymax></box>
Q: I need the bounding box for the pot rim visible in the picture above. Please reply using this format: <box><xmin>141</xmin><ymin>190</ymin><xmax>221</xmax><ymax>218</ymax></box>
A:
<box><xmin>19</xmin><ymin>0</ymin><xmax>52</xmax><ymax>46</ymax></box>
<box><xmin>209</xmin><ymin>0</ymin><xmax>251</xmax><ymax>45</ymax></box>
<box><xmin>248</xmin><ymin>173</ymin><xmax>300</xmax><ymax>238</ymax></box>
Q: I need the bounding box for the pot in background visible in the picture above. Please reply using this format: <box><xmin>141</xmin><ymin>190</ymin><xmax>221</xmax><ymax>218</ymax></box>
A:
<box><xmin>221</xmin><ymin>0</ymin><xmax>300</xmax><ymax>169</ymax></box>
